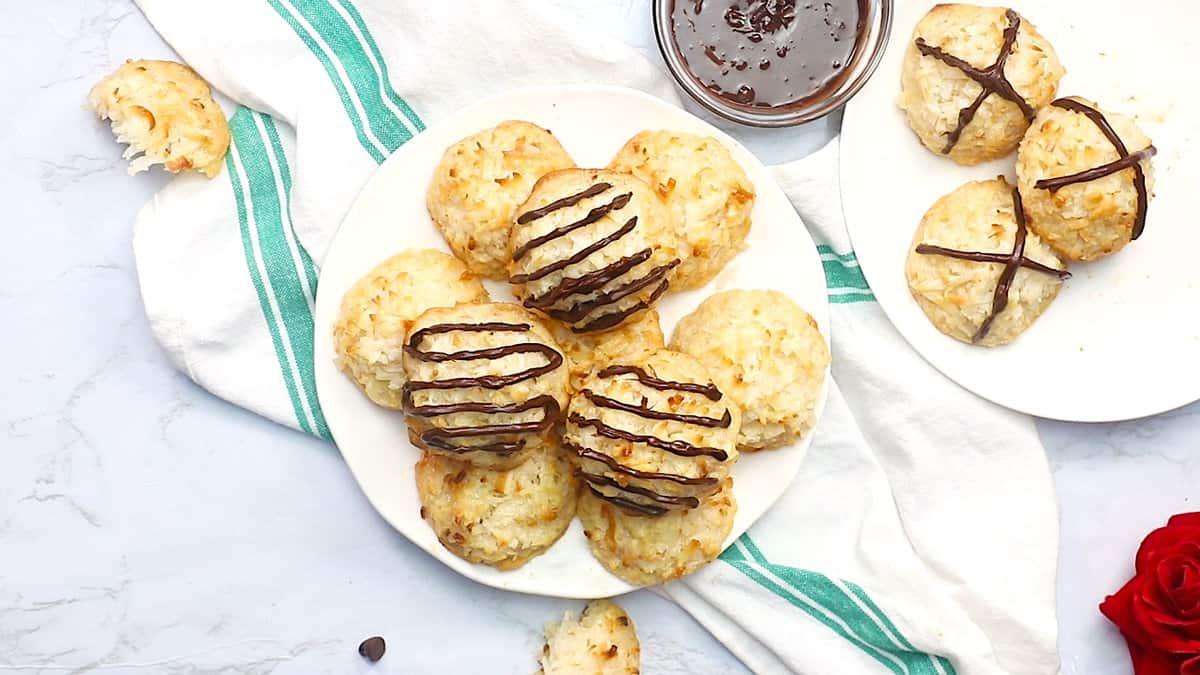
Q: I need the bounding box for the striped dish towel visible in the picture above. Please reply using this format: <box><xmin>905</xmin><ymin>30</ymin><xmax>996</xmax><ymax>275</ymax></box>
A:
<box><xmin>131</xmin><ymin>1</ymin><xmax>1060</xmax><ymax>673</ymax></box>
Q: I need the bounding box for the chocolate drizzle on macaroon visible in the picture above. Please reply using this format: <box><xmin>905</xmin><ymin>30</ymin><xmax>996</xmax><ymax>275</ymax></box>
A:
<box><xmin>1034</xmin><ymin>98</ymin><xmax>1157</xmax><ymax>240</ymax></box>
<box><xmin>915</xmin><ymin>9</ymin><xmax>1034</xmax><ymax>154</ymax></box>
<box><xmin>571</xmin><ymin>364</ymin><xmax>732</xmax><ymax>517</ymax></box>
<box><xmin>511</xmin><ymin>182</ymin><xmax>681</xmax><ymax>334</ymax></box>
<box><xmin>915</xmin><ymin>187</ymin><xmax>1070</xmax><ymax>343</ymax></box>
<box><xmin>402</xmin><ymin>322</ymin><xmax>564</xmax><ymax>457</ymax></box>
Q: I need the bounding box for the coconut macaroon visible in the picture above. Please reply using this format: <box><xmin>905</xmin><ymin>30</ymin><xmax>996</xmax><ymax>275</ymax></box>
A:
<box><xmin>427</xmin><ymin>121</ymin><xmax>576</xmax><ymax>279</ymax></box>
<box><xmin>1016</xmin><ymin>97</ymin><xmax>1157</xmax><ymax>261</ymax></box>
<box><xmin>550</xmin><ymin>308</ymin><xmax>665</xmax><ymax>393</ymax></box>
<box><xmin>538</xmin><ymin>599</ymin><xmax>640</xmax><ymax>675</ymax></box>
<box><xmin>415</xmin><ymin>446</ymin><xmax>578</xmax><ymax>570</ymax></box>
<box><xmin>670</xmin><ymin>290</ymin><xmax>829</xmax><ymax>451</ymax></box>
<box><xmin>401</xmin><ymin>302</ymin><xmax>570</xmax><ymax>470</ymax></box>
<box><xmin>333</xmin><ymin>249</ymin><xmax>489</xmax><ymax>409</ymax></box>
<box><xmin>906</xmin><ymin>179</ymin><xmax>1070</xmax><ymax>346</ymax></box>
<box><xmin>608</xmin><ymin>131</ymin><xmax>755</xmax><ymax>290</ymax></box>
<box><xmin>578</xmin><ymin>477</ymin><xmax>735</xmax><ymax>586</ymax></box>
<box><xmin>898</xmin><ymin>5</ymin><xmax>1064</xmax><ymax>165</ymax></box>
<box><xmin>509</xmin><ymin>169</ymin><xmax>682</xmax><ymax>334</ymax></box>
<box><xmin>87</xmin><ymin>59</ymin><xmax>231</xmax><ymax>177</ymax></box>
<box><xmin>564</xmin><ymin>350</ymin><xmax>740</xmax><ymax>517</ymax></box>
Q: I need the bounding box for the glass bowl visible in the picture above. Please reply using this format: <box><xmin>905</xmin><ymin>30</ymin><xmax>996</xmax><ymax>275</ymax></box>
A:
<box><xmin>652</xmin><ymin>0</ymin><xmax>893</xmax><ymax>127</ymax></box>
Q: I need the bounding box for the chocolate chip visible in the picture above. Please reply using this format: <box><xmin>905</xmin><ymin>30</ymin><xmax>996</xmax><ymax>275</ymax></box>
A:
<box><xmin>358</xmin><ymin>636</ymin><xmax>386</xmax><ymax>662</ymax></box>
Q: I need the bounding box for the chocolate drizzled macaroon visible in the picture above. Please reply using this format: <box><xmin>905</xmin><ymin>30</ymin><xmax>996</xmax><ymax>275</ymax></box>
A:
<box><xmin>401</xmin><ymin>303</ymin><xmax>569</xmax><ymax>470</ymax></box>
<box><xmin>899</xmin><ymin>5</ymin><xmax>1064</xmax><ymax>165</ymax></box>
<box><xmin>578</xmin><ymin>476</ymin><xmax>736</xmax><ymax>586</ymax></box>
<box><xmin>415</xmin><ymin>444</ymin><xmax>579</xmax><ymax>570</ymax></box>
<box><xmin>508</xmin><ymin>169</ymin><xmax>682</xmax><ymax>334</ymax></box>
<box><xmin>427</xmin><ymin>121</ymin><xmax>575</xmax><ymax>280</ymax></box>
<box><xmin>564</xmin><ymin>350</ymin><xmax>740</xmax><ymax>518</ymax></box>
<box><xmin>1017</xmin><ymin>96</ymin><xmax>1157</xmax><ymax>261</ymax></box>
<box><xmin>906</xmin><ymin>178</ymin><xmax>1069</xmax><ymax>347</ymax></box>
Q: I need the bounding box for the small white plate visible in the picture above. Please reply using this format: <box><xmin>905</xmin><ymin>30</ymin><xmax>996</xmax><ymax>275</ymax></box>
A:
<box><xmin>313</xmin><ymin>86</ymin><xmax>831</xmax><ymax>598</ymax></box>
<box><xmin>841</xmin><ymin>0</ymin><xmax>1200</xmax><ymax>422</ymax></box>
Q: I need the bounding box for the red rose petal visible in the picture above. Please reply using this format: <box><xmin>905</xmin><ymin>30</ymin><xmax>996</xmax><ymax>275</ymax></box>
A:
<box><xmin>1138</xmin><ymin>525</ymin><xmax>1200</xmax><ymax>571</ymax></box>
<box><xmin>1129</xmin><ymin>638</ymin><xmax>1185</xmax><ymax>675</ymax></box>
<box><xmin>1168</xmin><ymin>512</ymin><xmax>1200</xmax><ymax>529</ymax></box>
<box><xmin>1167</xmin><ymin>559</ymin><xmax>1200</xmax><ymax>617</ymax></box>
<box><xmin>1183</xmin><ymin>653</ymin><xmax>1200</xmax><ymax>675</ymax></box>
<box><xmin>1103</xmin><ymin>576</ymin><xmax>1146</xmax><ymax>639</ymax></box>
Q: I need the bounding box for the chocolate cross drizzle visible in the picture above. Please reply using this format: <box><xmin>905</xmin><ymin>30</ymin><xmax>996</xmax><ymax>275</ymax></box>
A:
<box><xmin>1034</xmin><ymin>98</ymin><xmax>1157</xmax><ymax>240</ymax></box>
<box><xmin>915</xmin><ymin>187</ymin><xmax>1070</xmax><ymax>343</ymax></box>
<box><xmin>510</xmin><ymin>182</ymin><xmax>681</xmax><ymax>333</ymax></box>
<box><xmin>572</xmin><ymin>364</ymin><xmax>731</xmax><ymax>517</ymax></box>
<box><xmin>401</xmin><ymin>322</ymin><xmax>563</xmax><ymax>457</ymax></box>
<box><xmin>915</xmin><ymin>9</ymin><xmax>1034</xmax><ymax>154</ymax></box>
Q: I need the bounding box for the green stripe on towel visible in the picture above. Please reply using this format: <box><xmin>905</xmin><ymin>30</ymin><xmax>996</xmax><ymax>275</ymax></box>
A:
<box><xmin>722</xmin><ymin>534</ymin><xmax>956</xmax><ymax>675</ymax></box>
<box><xmin>227</xmin><ymin>108</ymin><xmax>331</xmax><ymax>440</ymax></box>
<box><xmin>818</xmin><ymin>244</ymin><xmax>876</xmax><ymax>304</ymax></box>
<box><xmin>266</xmin><ymin>0</ymin><xmax>424</xmax><ymax>162</ymax></box>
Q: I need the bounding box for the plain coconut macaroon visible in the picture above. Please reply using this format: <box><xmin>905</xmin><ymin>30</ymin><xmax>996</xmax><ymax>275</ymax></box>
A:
<box><xmin>415</xmin><ymin>445</ymin><xmax>579</xmax><ymax>570</ymax></box>
<box><xmin>670</xmin><ymin>290</ymin><xmax>830</xmax><ymax>451</ymax></box>
<box><xmin>87</xmin><ymin>59</ymin><xmax>231</xmax><ymax>177</ymax></box>
<box><xmin>427</xmin><ymin>121</ymin><xmax>576</xmax><ymax>279</ymax></box>
<box><xmin>898</xmin><ymin>4</ymin><xmax>1064</xmax><ymax>165</ymax></box>
<box><xmin>905</xmin><ymin>178</ymin><xmax>1070</xmax><ymax>347</ymax></box>
<box><xmin>578</xmin><ymin>477</ymin><xmax>736</xmax><ymax>586</ymax></box>
<box><xmin>538</xmin><ymin>599</ymin><xmax>640</xmax><ymax>675</ymax></box>
<box><xmin>549</xmin><ymin>308</ymin><xmax>665</xmax><ymax>394</ymax></box>
<box><xmin>565</xmin><ymin>350</ymin><xmax>741</xmax><ymax>517</ymax></box>
<box><xmin>509</xmin><ymin>169</ymin><xmax>682</xmax><ymax>334</ymax></box>
<box><xmin>333</xmin><ymin>249</ymin><xmax>489</xmax><ymax>409</ymax></box>
<box><xmin>608</xmin><ymin>130</ymin><xmax>755</xmax><ymax>290</ymax></box>
<box><xmin>401</xmin><ymin>302</ymin><xmax>570</xmax><ymax>470</ymax></box>
<box><xmin>1016</xmin><ymin>96</ymin><xmax>1157</xmax><ymax>261</ymax></box>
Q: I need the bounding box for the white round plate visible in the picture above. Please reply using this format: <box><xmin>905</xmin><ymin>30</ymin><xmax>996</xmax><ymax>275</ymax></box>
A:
<box><xmin>313</xmin><ymin>86</ymin><xmax>831</xmax><ymax>598</ymax></box>
<box><xmin>841</xmin><ymin>0</ymin><xmax>1200</xmax><ymax>422</ymax></box>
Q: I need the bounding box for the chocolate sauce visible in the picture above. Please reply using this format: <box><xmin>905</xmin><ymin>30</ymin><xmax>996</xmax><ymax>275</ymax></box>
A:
<box><xmin>401</xmin><ymin>322</ymin><xmax>564</xmax><ymax>455</ymax></box>
<box><xmin>669</xmin><ymin>0</ymin><xmax>865</xmax><ymax>109</ymax></box>
<box><xmin>549</xmin><ymin>260</ymin><xmax>679</xmax><ymax>325</ymax></box>
<box><xmin>1034</xmin><ymin>98</ymin><xmax>1157</xmax><ymax>240</ymax></box>
<box><xmin>570</xmin><ymin>413</ymin><xmax>729</xmax><ymax>460</ymax></box>
<box><xmin>597</xmin><ymin>364</ymin><xmax>724</xmax><ymax>401</ymax></box>
<box><xmin>525</xmin><ymin>250</ymin><xmax>653</xmax><ymax>308</ymax></box>
<box><xmin>516</xmin><ymin>182</ymin><xmax>612</xmax><ymax>225</ymax></box>
<box><xmin>511</xmin><ymin>191</ymin><xmax>633</xmax><ymax>261</ymax></box>
<box><xmin>914</xmin><ymin>187</ymin><xmax>1070</xmax><ymax>343</ymax></box>
<box><xmin>581</xmin><ymin>390</ymin><xmax>733</xmax><ymax>433</ymax></box>
<box><xmin>914</xmin><ymin>9</ymin><xmax>1032</xmax><ymax>154</ymax></box>
<box><xmin>571</xmin><ymin>275</ymin><xmax>673</xmax><ymax>334</ymax></box>
<box><xmin>509</xmin><ymin>182</ymin><xmax>682</xmax><ymax>333</ymax></box>
<box><xmin>581</xmin><ymin>473</ymin><xmax>701</xmax><ymax>510</ymax></box>
<box><xmin>568</xmin><ymin>443</ymin><xmax>721</xmax><ymax>486</ymax></box>
<box><xmin>586</xmin><ymin>486</ymin><xmax>669</xmax><ymax>517</ymax></box>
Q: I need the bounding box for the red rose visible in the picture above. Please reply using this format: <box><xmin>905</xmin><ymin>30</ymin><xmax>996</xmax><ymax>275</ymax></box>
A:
<box><xmin>1100</xmin><ymin>512</ymin><xmax>1200</xmax><ymax>675</ymax></box>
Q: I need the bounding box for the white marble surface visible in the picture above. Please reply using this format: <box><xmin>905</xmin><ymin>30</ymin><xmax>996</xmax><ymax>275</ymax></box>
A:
<box><xmin>2</xmin><ymin>2</ymin><xmax>1197</xmax><ymax>673</ymax></box>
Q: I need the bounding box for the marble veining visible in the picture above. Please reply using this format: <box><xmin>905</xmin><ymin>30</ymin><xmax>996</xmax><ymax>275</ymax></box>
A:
<box><xmin>1</xmin><ymin>2</ymin><xmax>1196</xmax><ymax>674</ymax></box>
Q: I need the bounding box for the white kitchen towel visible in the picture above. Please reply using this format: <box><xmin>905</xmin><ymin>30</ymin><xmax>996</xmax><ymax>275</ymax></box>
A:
<box><xmin>130</xmin><ymin>1</ymin><xmax>1060</xmax><ymax>673</ymax></box>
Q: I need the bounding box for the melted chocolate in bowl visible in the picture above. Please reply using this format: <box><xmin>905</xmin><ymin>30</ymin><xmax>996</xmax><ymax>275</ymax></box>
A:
<box><xmin>670</xmin><ymin>0</ymin><xmax>867</xmax><ymax>109</ymax></box>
